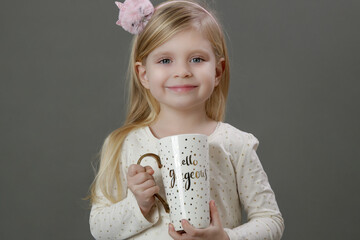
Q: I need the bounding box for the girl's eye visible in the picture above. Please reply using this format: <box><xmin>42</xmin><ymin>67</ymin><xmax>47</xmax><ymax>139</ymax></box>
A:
<box><xmin>191</xmin><ymin>57</ymin><xmax>204</xmax><ymax>63</ymax></box>
<box><xmin>159</xmin><ymin>59</ymin><xmax>172</xmax><ymax>64</ymax></box>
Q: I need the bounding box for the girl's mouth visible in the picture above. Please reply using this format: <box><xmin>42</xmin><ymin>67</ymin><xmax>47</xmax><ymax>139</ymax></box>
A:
<box><xmin>166</xmin><ymin>85</ymin><xmax>198</xmax><ymax>93</ymax></box>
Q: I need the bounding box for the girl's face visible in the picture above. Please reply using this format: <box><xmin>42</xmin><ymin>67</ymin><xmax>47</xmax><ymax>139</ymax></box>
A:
<box><xmin>136</xmin><ymin>28</ymin><xmax>224</xmax><ymax>113</ymax></box>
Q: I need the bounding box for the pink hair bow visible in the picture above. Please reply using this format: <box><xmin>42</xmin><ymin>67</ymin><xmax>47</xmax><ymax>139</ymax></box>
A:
<box><xmin>115</xmin><ymin>0</ymin><xmax>155</xmax><ymax>34</ymax></box>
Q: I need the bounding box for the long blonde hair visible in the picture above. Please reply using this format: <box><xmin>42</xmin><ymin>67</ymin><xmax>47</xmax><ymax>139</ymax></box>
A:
<box><xmin>89</xmin><ymin>0</ymin><xmax>230</xmax><ymax>204</ymax></box>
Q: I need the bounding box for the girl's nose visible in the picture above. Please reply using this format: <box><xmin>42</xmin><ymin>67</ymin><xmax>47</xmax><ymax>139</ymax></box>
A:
<box><xmin>174</xmin><ymin>62</ymin><xmax>192</xmax><ymax>78</ymax></box>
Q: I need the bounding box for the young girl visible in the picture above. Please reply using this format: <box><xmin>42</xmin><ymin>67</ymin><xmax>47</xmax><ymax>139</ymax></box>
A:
<box><xmin>88</xmin><ymin>0</ymin><xmax>284</xmax><ymax>239</ymax></box>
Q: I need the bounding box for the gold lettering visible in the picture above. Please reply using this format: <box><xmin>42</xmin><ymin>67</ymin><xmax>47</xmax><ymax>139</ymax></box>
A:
<box><xmin>169</xmin><ymin>169</ymin><xmax>175</xmax><ymax>188</ymax></box>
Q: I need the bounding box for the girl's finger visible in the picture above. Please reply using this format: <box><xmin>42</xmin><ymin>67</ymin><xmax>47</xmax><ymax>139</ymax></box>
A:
<box><xmin>136</xmin><ymin>178</ymin><xmax>156</xmax><ymax>191</ymax></box>
<box><xmin>209</xmin><ymin>200</ymin><xmax>221</xmax><ymax>227</ymax></box>
<box><xmin>168</xmin><ymin>223</ymin><xmax>183</xmax><ymax>240</ymax></box>
<box><xmin>127</xmin><ymin>164</ymin><xmax>145</xmax><ymax>177</ymax></box>
<box><xmin>144</xmin><ymin>165</ymin><xmax>155</xmax><ymax>175</ymax></box>
<box><xmin>131</xmin><ymin>171</ymin><xmax>153</xmax><ymax>184</ymax></box>
<box><xmin>181</xmin><ymin>219</ymin><xmax>201</xmax><ymax>237</ymax></box>
<box><xmin>142</xmin><ymin>185</ymin><xmax>160</xmax><ymax>197</ymax></box>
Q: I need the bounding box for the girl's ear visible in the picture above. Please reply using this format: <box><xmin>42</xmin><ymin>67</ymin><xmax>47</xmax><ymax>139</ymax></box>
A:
<box><xmin>215</xmin><ymin>58</ymin><xmax>225</xmax><ymax>86</ymax></box>
<box><xmin>135</xmin><ymin>62</ymin><xmax>150</xmax><ymax>89</ymax></box>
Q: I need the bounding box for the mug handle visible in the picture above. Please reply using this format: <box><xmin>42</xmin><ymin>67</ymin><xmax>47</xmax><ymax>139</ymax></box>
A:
<box><xmin>137</xmin><ymin>153</ymin><xmax>170</xmax><ymax>213</ymax></box>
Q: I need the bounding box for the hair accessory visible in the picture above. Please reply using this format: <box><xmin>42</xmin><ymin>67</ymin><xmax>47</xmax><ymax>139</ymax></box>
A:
<box><xmin>115</xmin><ymin>0</ymin><xmax>219</xmax><ymax>34</ymax></box>
<box><xmin>115</xmin><ymin>0</ymin><xmax>155</xmax><ymax>34</ymax></box>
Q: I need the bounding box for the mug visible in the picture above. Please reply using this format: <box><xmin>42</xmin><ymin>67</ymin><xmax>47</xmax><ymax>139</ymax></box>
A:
<box><xmin>137</xmin><ymin>134</ymin><xmax>210</xmax><ymax>231</ymax></box>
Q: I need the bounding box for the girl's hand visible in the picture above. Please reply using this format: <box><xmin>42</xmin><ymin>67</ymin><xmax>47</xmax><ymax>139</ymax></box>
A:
<box><xmin>127</xmin><ymin>164</ymin><xmax>160</xmax><ymax>218</ymax></box>
<box><xmin>168</xmin><ymin>200</ymin><xmax>230</xmax><ymax>240</ymax></box>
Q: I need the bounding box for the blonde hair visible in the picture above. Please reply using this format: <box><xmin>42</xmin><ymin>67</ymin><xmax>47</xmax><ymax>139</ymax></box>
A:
<box><xmin>88</xmin><ymin>0</ymin><xmax>230</xmax><ymax>204</ymax></box>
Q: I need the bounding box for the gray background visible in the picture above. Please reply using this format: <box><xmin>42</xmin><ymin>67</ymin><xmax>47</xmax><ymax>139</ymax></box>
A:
<box><xmin>1</xmin><ymin>0</ymin><xmax>359</xmax><ymax>239</ymax></box>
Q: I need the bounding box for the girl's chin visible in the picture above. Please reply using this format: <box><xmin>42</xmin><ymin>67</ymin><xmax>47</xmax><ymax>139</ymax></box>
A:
<box><xmin>159</xmin><ymin>101</ymin><xmax>206</xmax><ymax>112</ymax></box>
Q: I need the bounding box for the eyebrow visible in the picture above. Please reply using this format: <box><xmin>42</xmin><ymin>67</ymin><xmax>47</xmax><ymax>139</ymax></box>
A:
<box><xmin>150</xmin><ymin>51</ymin><xmax>173</xmax><ymax>59</ymax></box>
<box><xmin>150</xmin><ymin>49</ymin><xmax>212</xmax><ymax>59</ymax></box>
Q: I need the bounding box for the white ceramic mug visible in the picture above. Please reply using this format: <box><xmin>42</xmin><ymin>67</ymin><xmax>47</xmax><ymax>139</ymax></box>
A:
<box><xmin>137</xmin><ymin>134</ymin><xmax>210</xmax><ymax>231</ymax></box>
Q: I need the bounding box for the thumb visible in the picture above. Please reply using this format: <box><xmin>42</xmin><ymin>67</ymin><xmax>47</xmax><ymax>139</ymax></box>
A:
<box><xmin>209</xmin><ymin>200</ymin><xmax>222</xmax><ymax>227</ymax></box>
<box><xmin>145</xmin><ymin>166</ymin><xmax>155</xmax><ymax>175</ymax></box>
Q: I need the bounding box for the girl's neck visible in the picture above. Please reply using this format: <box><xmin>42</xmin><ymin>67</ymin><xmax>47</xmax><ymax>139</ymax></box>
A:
<box><xmin>149</xmin><ymin>106</ymin><xmax>218</xmax><ymax>139</ymax></box>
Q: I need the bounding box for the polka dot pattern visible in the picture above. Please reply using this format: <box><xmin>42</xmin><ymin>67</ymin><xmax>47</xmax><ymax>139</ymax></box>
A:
<box><xmin>89</xmin><ymin>123</ymin><xmax>284</xmax><ymax>240</ymax></box>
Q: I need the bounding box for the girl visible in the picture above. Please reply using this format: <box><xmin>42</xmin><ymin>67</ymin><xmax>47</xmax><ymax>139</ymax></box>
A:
<box><xmin>88</xmin><ymin>0</ymin><xmax>284</xmax><ymax>239</ymax></box>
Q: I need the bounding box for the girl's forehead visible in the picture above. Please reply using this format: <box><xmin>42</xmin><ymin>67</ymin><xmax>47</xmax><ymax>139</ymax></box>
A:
<box><xmin>148</xmin><ymin>29</ymin><xmax>214</xmax><ymax>56</ymax></box>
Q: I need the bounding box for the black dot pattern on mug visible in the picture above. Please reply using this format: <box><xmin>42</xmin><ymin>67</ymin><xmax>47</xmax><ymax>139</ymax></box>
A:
<box><xmin>159</xmin><ymin>134</ymin><xmax>210</xmax><ymax>231</ymax></box>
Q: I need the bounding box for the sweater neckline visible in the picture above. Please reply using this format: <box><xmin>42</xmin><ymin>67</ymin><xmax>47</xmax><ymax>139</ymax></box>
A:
<box><xmin>144</xmin><ymin>122</ymin><xmax>222</xmax><ymax>142</ymax></box>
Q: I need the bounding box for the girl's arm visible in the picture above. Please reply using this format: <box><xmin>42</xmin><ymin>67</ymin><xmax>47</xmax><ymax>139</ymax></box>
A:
<box><xmin>224</xmin><ymin>133</ymin><xmax>285</xmax><ymax>240</ymax></box>
<box><xmin>89</xmin><ymin>143</ymin><xmax>160</xmax><ymax>240</ymax></box>
<box><xmin>89</xmin><ymin>186</ymin><xmax>160</xmax><ymax>239</ymax></box>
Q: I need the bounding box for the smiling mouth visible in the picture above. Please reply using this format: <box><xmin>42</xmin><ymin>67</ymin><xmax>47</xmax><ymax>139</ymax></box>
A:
<box><xmin>166</xmin><ymin>85</ymin><xmax>198</xmax><ymax>93</ymax></box>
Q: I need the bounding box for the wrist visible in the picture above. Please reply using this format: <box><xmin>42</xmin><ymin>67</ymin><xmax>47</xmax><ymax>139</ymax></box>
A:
<box><xmin>140</xmin><ymin>206</ymin><xmax>151</xmax><ymax>218</ymax></box>
<box><xmin>223</xmin><ymin>230</ymin><xmax>230</xmax><ymax>240</ymax></box>
<box><xmin>140</xmin><ymin>204</ymin><xmax>155</xmax><ymax>221</ymax></box>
